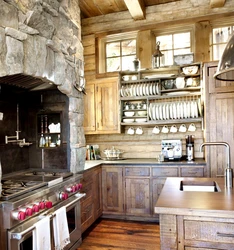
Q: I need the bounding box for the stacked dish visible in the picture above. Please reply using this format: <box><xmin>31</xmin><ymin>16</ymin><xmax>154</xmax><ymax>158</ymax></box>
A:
<box><xmin>148</xmin><ymin>100</ymin><xmax>200</xmax><ymax>121</ymax></box>
<box><xmin>120</xmin><ymin>82</ymin><xmax>160</xmax><ymax>97</ymax></box>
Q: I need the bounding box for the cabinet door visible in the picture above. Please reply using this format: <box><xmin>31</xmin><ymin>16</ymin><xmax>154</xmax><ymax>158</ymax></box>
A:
<box><xmin>83</xmin><ymin>83</ymin><xmax>96</xmax><ymax>133</ymax></box>
<box><xmin>125</xmin><ymin>178</ymin><xmax>150</xmax><ymax>216</ymax></box>
<box><xmin>102</xmin><ymin>167</ymin><xmax>123</xmax><ymax>213</ymax></box>
<box><xmin>152</xmin><ymin>178</ymin><xmax>166</xmax><ymax>217</ymax></box>
<box><xmin>205</xmin><ymin>62</ymin><xmax>234</xmax><ymax>177</ymax></box>
<box><xmin>93</xmin><ymin>167</ymin><xmax>102</xmax><ymax>220</ymax></box>
<box><xmin>96</xmin><ymin>81</ymin><xmax>120</xmax><ymax>133</ymax></box>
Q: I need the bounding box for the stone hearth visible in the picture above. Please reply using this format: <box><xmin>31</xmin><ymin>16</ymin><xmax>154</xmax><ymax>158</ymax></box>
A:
<box><xmin>0</xmin><ymin>0</ymin><xmax>86</xmax><ymax>173</ymax></box>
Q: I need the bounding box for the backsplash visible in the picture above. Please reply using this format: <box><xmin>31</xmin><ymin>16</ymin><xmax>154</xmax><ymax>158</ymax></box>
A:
<box><xmin>85</xmin><ymin>122</ymin><xmax>204</xmax><ymax>160</ymax></box>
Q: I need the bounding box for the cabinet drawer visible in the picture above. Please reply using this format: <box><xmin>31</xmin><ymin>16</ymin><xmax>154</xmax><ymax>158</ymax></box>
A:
<box><xmin>184</xmin><ymin>220</ymin><xmax>234</xmax><ymax>244</ymax></box>
<box><xmin>152</xmin><ymin>167</ymin><xmax>178</xmax><ymax>177</ymax></box>
<box><xmin>125</xmin><ymin>167</ymin><xmax>150</xmax><ymax>176</ymax></box>
<box><xmin>181</xmin><ymin>167</ymin><xmax>204</xmax><ymax>177</ymax></box>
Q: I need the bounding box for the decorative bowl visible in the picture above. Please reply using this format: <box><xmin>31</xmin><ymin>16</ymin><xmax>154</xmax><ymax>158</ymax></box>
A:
<box><xmin>124</xmin><ymin>111</ymin><xmax>135</xmax><ymax>117</ymax></box>
<box><xmin>137</xmin><ymin>111</ymin><xmax>147</xmax><ymax>116</ymax></box>
<box><xmin>182</xmin><ymin>65</ymin><xmax>199</xmax><ymax>75</ymax></box>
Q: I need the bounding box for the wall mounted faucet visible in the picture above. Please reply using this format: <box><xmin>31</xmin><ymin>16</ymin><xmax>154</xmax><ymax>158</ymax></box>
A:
<box><xmin>200</xmin><ymin>142</ymin><xmax>233</xmax><ymax>188</ymax></box>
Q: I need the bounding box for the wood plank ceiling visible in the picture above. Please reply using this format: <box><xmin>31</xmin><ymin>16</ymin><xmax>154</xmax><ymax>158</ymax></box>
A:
<box><xmin>79</xmin><ymin>0</ymin><xmax>226</xmax><ymax>20</ymax></box>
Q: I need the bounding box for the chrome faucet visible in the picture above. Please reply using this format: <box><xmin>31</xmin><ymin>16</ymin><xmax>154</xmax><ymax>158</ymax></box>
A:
<box><xmin>200</xmin><ymin>142</ymin><xmax>233</xmax><ymax>188</ymax></box>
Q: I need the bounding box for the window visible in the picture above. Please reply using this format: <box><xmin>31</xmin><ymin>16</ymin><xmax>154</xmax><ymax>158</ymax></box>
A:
<box><xmin>156</xmin><ymin>32</ymin><xmax>191</xmax><ymax>66</ymax></box>
<box><xmin>105</xmin><ymin>39</ymin><xmax>136</xmax><ymax>72</ymax></box>
<box><xmin>211</xmin><ymin>26</ymin><xmax>234</xmax><ymax>60</ymax></box>
<box><xmin>97</xmin><ymin>31</ymin><xmax>137</xmax><ymax>74</ymax></box>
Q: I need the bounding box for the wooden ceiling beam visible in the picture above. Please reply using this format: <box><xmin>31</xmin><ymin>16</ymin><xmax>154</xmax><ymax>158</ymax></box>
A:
<box><xmin>210</xmin><ymin>0</ymin><xmax>226</xmax><ymax>8</ymax></box>
<box><xmin>124</xmin><ymin>0</ymin><xmax>146</xmax><ymax>20</ymax></box>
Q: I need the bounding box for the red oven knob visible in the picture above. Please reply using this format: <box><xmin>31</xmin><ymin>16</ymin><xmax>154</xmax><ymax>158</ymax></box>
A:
<box><xmin>59</xmin><ymin>192</ymin><xmax>69</xmax><ymax>200</ymax></box>
<box><xmin>45</xmin><ymin>201</ymin><xmax>53</xmax><ymax>209</ymax></box>
<box><xmin>12</xmin><ymin>211</ymin><xmax>26</xmax><ymax>221</ymax></box>
<box><xmin>76</xmin><ymin>183</ymin><xmax>82</xmax><ymax>191</ymax></box>
<box><xmin>39</xmin><ymin>201</ymin><xmax>46</xmax><ymax>210</ymax></box>
<box><xmin>18</xmin><ymin>211</ymin><xmax>26</xmax><ymax>220</ymax></box>
<box><xmin>32</xmin><ymin>204</ymin><xmax>40</xmax><ymax>213</ymax></box>
<box><xmin>25</xmin><ymin>207</ymin><xmax>33</xmax><ymax>216</ymax></box>
<box><xmin>66</xmin><ymin>185</ymin><xmax>76</xmax><ymax>193</ymax></box>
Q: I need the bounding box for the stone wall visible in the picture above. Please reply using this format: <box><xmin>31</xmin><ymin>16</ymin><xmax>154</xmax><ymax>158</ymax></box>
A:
<box><xmin>0</xmin><ymin>0</ymin><xmax>86</xmax><ymax>173</ymax></box>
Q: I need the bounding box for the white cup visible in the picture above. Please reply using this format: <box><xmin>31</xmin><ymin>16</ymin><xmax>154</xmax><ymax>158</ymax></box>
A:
<box><xmin>152</xmin><ymin>126</ymin><xmax>160</xmax><ymax>134</ymax></box>
<box><xmin>161</xmin><ymin>125</ymin><xmax>169</xmax><ymax>134</ymax></box>
<box><xmin>122</xmin><ymin>75</ymin><xmax>130</xmax><ymax>81</ymax></box>
<box><xmin>136</xmin><ymin>127</ymin><xmax>143</xmax><ymax>135</ymax></box>
<box><xmin>127</xmin><ymin>127</ymin><xmax>134</xmax><ymax>135</ymax></box>
<box><xmin>179</xmin><ymin>124</ymin><xmax>187</xmax><ymax>133</ymax></box>
<box><xmin>131</xmin><ymin>75</ymin><xmax>137</xmax><ymax>80</ymax></box>
<box><xmin>188</xmin><ymin>123</ymin><xmax>196</xmax><ymax>132</ymax></box>
<box><xmin>170</xmin><ymin>125</ymin><xmax>178</xmax><ymax>133</ymax></box>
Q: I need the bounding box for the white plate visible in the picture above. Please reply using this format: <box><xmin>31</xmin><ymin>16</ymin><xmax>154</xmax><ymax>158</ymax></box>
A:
<box><xmin>142</xmin><ymin>84</ymin><xmax>146</xmax><ymax>96</ymax></box>
<box><xmin>146</xmin><ymin>85</ymin><xmax>149</xmax><ymax>96</ymax></box>
<box><xmin>177</xmin><ymin>102</ymin><xmax>181</xmax><ymax>119</ymax></box>
<box><xmin>165</xmin><ymin>91</ymin><xmax>191</xmax><ymax>96</ymax></box>
<box><xmin>156</xmin><ymin>83</ymin><xmax>159</xmax><ymax>95</ymax></box>
<box><xmin>148</xmin><ymin>104</ymin><xmax>152</xmax><ymax>120</ymax></box>
<box><xmin>163</xmin><ymin>104</ymin><xmax>166</xmax><ymax>120</ymax></box>
<box><xmin>169</xmin><ymin>104</ymin><xmax>173</xmax><ymax>119</ymax></box>
<box><xmin>180</xmin><ymin>102</ymin><xmax>183</xmax><ymax>119</ymax></box>
<box><xmin>173</xmin><ymin>103</ymin><xmax>177</xmax><ymax>119</ymax></box>
<box><xmin>155</xmin><ymin>104</ymin><xmax>158</xmax><ymax>120</ymax></box>
<box><xmin>153</xmin><ymin>83</ymin><xmax>156</xmax><ymax>95</ymax></box>
<box><xmin>150</xmin><ymin>83</ymin><xmax>153</xmax><ymax>95</ymax></box>
<box><xmin>187</xmin><ymin>102</ymin><xmax>190</xmax><ymax>118</ymax></box>
<box><xmin>183</xmin><ymin>102</ymin><xmax>187</xmax><ymax>118</ymax></box>
<box><xmin>159</xmin><ymin>105</ymin><xmax>163</xmax><ymax>120</ymax></box>
<box><xmin>194</xmin><ymin>101</ymin><xmax>198</xmax><ymax>118</ymax></box>
<box><xmin>152</xmin><ymin>104</ymin><xmax>156</xmax><ymax>120</ymax></box>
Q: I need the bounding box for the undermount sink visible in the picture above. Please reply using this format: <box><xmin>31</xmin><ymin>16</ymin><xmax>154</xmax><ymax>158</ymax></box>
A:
<box><xmin>180</xmin><ymin>180</ymin><xmax>221</xmax><ymax>192</ymax></box>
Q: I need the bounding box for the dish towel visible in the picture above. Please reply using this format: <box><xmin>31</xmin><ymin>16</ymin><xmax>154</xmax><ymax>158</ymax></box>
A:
<box><xmin>33</xmin><ymin>216</ymin><xmax>51</xmax><ymax>250</ymax></box>
<box><xmin>53</xmin><ymin>206</ymin><xmax>70</xmax><ymax>250</ymax></box>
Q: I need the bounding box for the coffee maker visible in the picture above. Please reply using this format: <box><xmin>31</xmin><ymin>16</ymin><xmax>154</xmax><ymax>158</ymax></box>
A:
<box><xmin>186</xmin><ymin>135</ymin><xmax>194</xmax><ymax>161</ymax></box>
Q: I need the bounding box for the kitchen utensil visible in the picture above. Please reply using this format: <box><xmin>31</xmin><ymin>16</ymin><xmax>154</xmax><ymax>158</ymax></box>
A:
<box><xmin>161</xmin><ymin>125</ymin><xmax>169</xmax><ymax>133</ymax></box>
<box><xmin>124</xmin><ymin>111</ymin><xmax>135</xmax><ymax>117</ymax></box>
<box><xmin>170</xmin><ymin>125</ymin><xmax>178</xmax><ymax>133</ymax></box>
<box><xmin>188</xmin><ymin>123</ymin><xmax>196</xmax><ymax>132</ymax></box>
<box><xmin>182</xmin><ymin>65</ymin><xmax>199</xmax><ymax>75</ymax></box>
<box><xmin>175</xmin><ymin>77</ymin><xmax>185</xmax><ymax>88</ymax></box>
<box><xmin>179</xmin><ymin>124</ymin><xmax>187</xmax><ymax>132</ymax></box>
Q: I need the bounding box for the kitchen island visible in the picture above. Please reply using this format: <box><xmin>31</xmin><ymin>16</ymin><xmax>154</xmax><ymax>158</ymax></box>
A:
<box><xmin>155</xmin><ymin>177</ymin><xmax>234</xmax><ymax>249</ymax></box>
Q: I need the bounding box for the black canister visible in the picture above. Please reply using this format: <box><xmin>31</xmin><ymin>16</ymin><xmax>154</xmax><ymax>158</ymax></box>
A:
<box><xmin>133</xmin><ymin>57</ymin><xmax>140</xmax><ymax>71</ymax></box>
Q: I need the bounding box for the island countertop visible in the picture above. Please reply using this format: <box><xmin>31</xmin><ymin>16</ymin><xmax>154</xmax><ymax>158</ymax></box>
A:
<box><xmin>155</xmin><ymin>177</ymin><xmax>234</xmax><ymax>218</ymax></box>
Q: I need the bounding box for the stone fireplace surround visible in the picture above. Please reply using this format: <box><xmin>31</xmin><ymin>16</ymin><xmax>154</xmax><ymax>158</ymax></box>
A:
<box><xmin>0</xmin><ymin>0</ymin><xmax>86</xmax><ymax>174</ymax></box>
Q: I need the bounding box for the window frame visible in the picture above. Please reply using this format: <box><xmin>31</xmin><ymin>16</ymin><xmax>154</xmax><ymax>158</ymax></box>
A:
<box><xmin>209</xmin><ymin>17</ymin><xmax>234</xmax><ymax>61</ymax></box>
<box><xmin>152</xmin><ymin>24</ymin><xmax>195</xmax><ymax>67</ymax></box>
<box><xmin>96</xmin><ymin>31</ymin><xmax>138</xmax><ymax>78</ymax></box>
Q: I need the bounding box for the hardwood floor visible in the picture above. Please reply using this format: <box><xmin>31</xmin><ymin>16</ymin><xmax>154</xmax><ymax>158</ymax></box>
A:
<box><xmin>77</xmin><ymin>218</ymin><xmax>160</xmax><ymax>250</ymax></box>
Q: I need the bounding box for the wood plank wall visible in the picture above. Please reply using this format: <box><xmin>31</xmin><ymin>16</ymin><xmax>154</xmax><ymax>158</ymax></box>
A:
<box><xmin>82</xmin><ymin>0</ymin><xmax>234</xmax><ymax>161</ymax></box>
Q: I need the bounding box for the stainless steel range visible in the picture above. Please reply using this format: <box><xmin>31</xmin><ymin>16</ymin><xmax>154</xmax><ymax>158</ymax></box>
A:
<box><xmin>0</xmin><ymin>169</ymin><xmax>85</xmax><ymax>250</ymax></box>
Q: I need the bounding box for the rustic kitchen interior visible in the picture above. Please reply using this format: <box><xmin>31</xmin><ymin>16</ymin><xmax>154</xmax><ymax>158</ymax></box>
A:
<box><xmin>1</xmin><ymin>0</ymin><xmax>234</xmax><ymax>249</ymax></box>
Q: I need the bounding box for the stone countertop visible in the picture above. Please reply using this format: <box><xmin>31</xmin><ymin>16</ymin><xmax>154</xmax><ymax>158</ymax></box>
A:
<box><xmin>84</xmin><ymin>158</ymin><xmax>206</xmax><ymax>171</ymax></box>
<box><xmin>155</xmin><ymin>177</ymin><xmax>234</xmax><ymax>218</ymax></box>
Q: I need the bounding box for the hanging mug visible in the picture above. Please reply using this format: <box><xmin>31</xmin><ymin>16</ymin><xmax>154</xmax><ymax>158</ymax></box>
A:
<box><xmin>136</xmin><ymin>127</ymin><xmax>143</xmax><ymax>135</ymax></box>
<box><xmin>127</xmin><ymin>127</ymin><xmax>134</xmax><ymax>135</ymax></box>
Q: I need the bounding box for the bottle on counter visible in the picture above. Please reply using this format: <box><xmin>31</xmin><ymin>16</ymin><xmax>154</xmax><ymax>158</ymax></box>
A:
<box><xmin>56</xmin><ymin>134</ymin><xmax>61</xmax><ymax>146</ymax></box>
<box><xmin>39</xmin><ymin>134</ymin><xmax>45</xmax><ymax>147</ymax></box>
<box><xmin>45</xmin><ymin>136</ymin><xmax>49</xmax><ymax>147</ymax></box>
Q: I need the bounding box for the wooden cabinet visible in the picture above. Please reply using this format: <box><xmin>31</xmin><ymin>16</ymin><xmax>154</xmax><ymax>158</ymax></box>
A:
<box><xmin>124</xmin><ymin>167</ymin><xmax>151</xmax><ymax>216</ymax></box>
<box><xmin>204</xmin><ymin>61</ymin><xmax>234</xmax><ymax>177</ymax></box>
<box><xmin>179</xmin><ymin>216</ymin><xmax>234</xmax><ymax>249</ymax></box>
<box><xmin>101</xmin><ymin>164</ymin><xmax>205</xmax><ymax>221</ymax></box>
<box><xmin>84</xmin><ymin>81</ymin><xmax>120</xmax><ymax>134</ymax></box>
<box><xmin>102</xmin><ymin>166</ymin><xmax>124</xmax><ymax>214</ymax></box>
<box><xmin>80</xmin><ymin>166</ymin><xmax>102</xmax><ymax>233</ymax></box>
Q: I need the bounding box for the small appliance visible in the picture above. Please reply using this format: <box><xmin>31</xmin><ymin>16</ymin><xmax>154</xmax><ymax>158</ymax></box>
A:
<box><xmin>161</xmin><ymin>139</ymin><xmax>182</xmax><ymax>160</ymax></box>
<box><xmin>186</xmin><ymin>135</ymin><xmax>194</xmax><ymax>161</ymax></box>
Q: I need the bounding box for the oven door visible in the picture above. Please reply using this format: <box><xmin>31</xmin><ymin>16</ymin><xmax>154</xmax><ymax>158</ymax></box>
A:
<box><xmin>8</xmin><ymin>193</ymin><xmax>85</xmax><ymax>250</ymax></box>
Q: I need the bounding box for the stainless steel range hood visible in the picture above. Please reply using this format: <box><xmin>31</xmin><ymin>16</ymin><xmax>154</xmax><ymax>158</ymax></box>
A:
<box><xmin>214</xmin><ymin>33</ymin><xmax>234</xmax><ymax>81</ymax></box>
<box><xmin>0</xmin><ymin>74</ymin><xmax>56</xmax><ymax>91</ymax></box>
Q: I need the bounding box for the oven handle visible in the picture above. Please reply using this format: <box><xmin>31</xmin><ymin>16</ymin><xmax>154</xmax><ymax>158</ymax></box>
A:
<box><xmin>8</xmin><ymin>192</ymin><xmax>86</xmax><ymax>240</ymax></box>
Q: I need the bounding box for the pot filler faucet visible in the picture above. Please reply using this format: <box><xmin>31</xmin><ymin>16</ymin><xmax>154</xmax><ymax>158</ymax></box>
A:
<box><xmin>200</xmin><ymin>142</ymin><xmax>233</xmax><ymax>188</ymax></box>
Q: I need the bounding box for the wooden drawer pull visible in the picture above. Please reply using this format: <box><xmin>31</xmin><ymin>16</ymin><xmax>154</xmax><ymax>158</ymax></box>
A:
<box><xmin>217</xmin><ymin>232</ymin><xmax>234</xmax><ymax>238</ymax></box>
